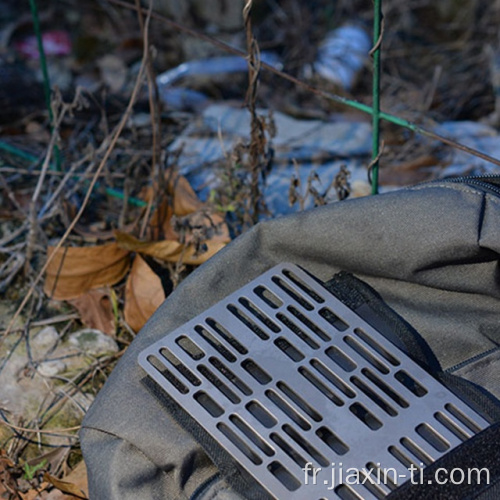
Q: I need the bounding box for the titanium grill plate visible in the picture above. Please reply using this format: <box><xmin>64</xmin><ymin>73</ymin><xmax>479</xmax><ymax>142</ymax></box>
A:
<box><xmin>138</xmin><ymin>263</ymin><xmax>489</xmax><ymax>499</ymax></box>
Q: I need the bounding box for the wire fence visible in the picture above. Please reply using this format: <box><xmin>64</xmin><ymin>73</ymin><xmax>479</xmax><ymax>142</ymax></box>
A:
<box><xmin>110</xmin><ymin>0</ymin><xmax>500</xmax><ymax>186</ymax></box>
<box><xmin>16</xmin><ymin>0</ymin><xmax>500</xmax><ymax>197</ymax></box>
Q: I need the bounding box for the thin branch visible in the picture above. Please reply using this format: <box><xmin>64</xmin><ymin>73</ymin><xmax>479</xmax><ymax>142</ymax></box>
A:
<box><xmin>0</xmin><ymin>419</ymin><xmax>80</xmax><ymax>437</ymax></box>
<box><xmin>1</xmin><ymin>5</ymin><xmax>153</xmax><ymax>344</ymax></box>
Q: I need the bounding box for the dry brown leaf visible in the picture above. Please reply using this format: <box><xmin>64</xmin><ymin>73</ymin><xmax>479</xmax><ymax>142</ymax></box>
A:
<box><xmin>141</xmin><ymin>172</ymin><xmax>202</xmax><ymax>213</ymax></box>
<box><xmin>115</xmin><ymin>231</ymin><xmax>227</xmax><ymax>266</ymax></box>
<box><xmin>0</xmin><ymin>449</ymin><xmax>17</xmax><ymax>497</ymax></box>
<box><xmin>44</xmin><ymin>461</ymin><xmax>88</xmax><ymax>500</ymax></box>
<box><xmin>73</xmin><ymin>220</ymin><xmax>137</xmax><ymax>242</ymax></box>
<box><xmin>144</xmin><ymin>173</ymin><xmax>206</xmax><ymax>239</ymax></box>
<box><xmin>146</xmin><ymin>198</ymin><xmax>177</xmax><ymax>241</ymax></box>
<box><xmin>168</xmin><ymin>173</ymin><xmax>204</xmax><ymax>215</ymax></box>
<box><xmin>124</xmin><ymin>255</ymin><xmax>165</xmax><ymax>332</ymax></box>
<box><xmin>141</xmin><ymin>173</ymin><xmax>231</xmax><ymax>252</ymax></box>
<box><xmin>68</xmin><ymin>288</ymin><xmax>115</xmax><ymax>335</ymax></box>
<box><xmin>44</xmin><ymin>243</ymin><xmax>130</xmax><ymax>301</ymax></box>
<box><xmin>208</xmin><ymin>213</ymin><xmax>231</xmax><ymax>243</ymax></box>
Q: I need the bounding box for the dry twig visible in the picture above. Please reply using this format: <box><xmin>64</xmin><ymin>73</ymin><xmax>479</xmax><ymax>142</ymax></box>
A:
<box><xmin>1</xmin><ymin>3</ymin><xmax>154</xmax><ymax>345</ymax></box>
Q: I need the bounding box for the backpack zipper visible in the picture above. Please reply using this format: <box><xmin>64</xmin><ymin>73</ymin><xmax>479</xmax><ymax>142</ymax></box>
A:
<box><xmin>414</xmin><ymin>174</ymin><xmax>500</xmax><ymax>197</ymax></box>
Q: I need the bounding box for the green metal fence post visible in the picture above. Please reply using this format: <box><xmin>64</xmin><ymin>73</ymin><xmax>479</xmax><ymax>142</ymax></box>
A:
<box><xmin>28</xmin><ymin>0</ymin><xmax>61</xmax><ymax>171</ymax></box>
<box><xmin>371</xmin><ymin>0</ymin><xmax>382</xmax><ymax>195</ymax></box>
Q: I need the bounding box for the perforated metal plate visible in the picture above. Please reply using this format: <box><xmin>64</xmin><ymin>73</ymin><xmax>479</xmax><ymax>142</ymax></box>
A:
<box><xmin>138</xmin><ymin>263</ymin><xmax>489</xmax><ymax>500</ymax></box>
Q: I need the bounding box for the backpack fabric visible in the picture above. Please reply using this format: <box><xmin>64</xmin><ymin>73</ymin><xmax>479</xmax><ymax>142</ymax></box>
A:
<box><xmin>80</xmin><ymin>180</ymin><xmax>500</xmax><ymax>499</ymax></box>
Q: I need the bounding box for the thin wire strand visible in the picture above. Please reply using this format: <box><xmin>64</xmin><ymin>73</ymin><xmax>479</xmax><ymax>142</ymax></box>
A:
<box><xmin>106</xmin><ymin>0</ymin><xmax>500</xmax><ymax>170</ymax></box>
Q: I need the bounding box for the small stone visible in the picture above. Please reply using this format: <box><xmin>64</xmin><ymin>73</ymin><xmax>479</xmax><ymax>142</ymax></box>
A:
<box><xmin>69</xmin><ymin>329</ymin><xmax>119</xmax><ymax>356</ymax></box>
<box><xmin>31</xmin><ymin>326</ymin><xmax>59</xmax><ymax>355</ymax></box>
<box><xmin>37</xmin><ymin>360</ymin><xmax>66</xmax><ymax>377</ymax></box>
<box><xmin>351</xmin><ymin>180</ymin><xmax>372</xmax><ymax>198</ymax></box>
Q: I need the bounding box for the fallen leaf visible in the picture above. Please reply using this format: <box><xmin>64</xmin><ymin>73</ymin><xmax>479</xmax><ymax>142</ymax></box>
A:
<box><xmin>44</xmin><ymin>243</ymin><xmax>130</xmax><ymax>301</ymax></box>
<box><xmin>0</xmin><ymin>449</ymin><xmax>17</xmax><ymax>498</ymax></box>
<box><xmin>142</xmin><ymin>172</ymin><xmax>202</xmax><ymax>213</ymax></box>
<box><xmin>145</xmin><ymin>198</ymin><xmax>177</xmax><ymax>241</ymax></box>
<box><xmin>68</xmin><ymin>288</ymin><xmax>116</xmax><ymax>335</ymax></box>
<box><xmin>115</xmin><ymin>231</ymin><xmax>226</xmax><ymax>266</ymax></box>
<box><xmin>124</xmin><ymin>255</ymin><xmax>165</xmax><ymax>332</ymax></box>
<box><xmin>143</xmin><ymin>172</ymin><xmax>205</xmax><ymax>240</ymax></box>
<box><xmin>73</xmin><ymin>220</ymin><xmax>137</xmax><ymax>242</ymax></box>
<box><xmin>44</xmin><ymin>461</ymin><xmax>88</xmax><ymax>500</ymax></box>
<box><xmin>168</xmin><ymin>173</ymin><xmax>204</xmax><ymax>215</ymax></box>
<box><xmin>140</xmin><ymin>173</ymin><xmax>231</xmax><ymax>253</ymax></box>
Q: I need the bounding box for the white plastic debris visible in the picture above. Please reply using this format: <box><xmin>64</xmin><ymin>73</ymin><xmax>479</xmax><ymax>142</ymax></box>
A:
<box><xmin>157</xmin><ymin>52</ymin><xmax>282</xmax><ymax>88</ymax></box>
<box><xmin>168</xmin><ymin>103</ymin><xmax>372</xmax><ymax>215</ymax></box>
<box><xmin>156</xmin><ymin>52</ymin><xmax>282</xmax><ymax>110</ymax></box>
<box><xmin>312</xmin><ymin>24</ymin><xmax>371</xmax><ymax>91</ymax></box>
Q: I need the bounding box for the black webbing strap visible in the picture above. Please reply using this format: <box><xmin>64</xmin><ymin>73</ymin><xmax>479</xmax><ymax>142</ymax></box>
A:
<box><xmin>325</xmin><ymin>272</ymin><xmax>500</xmax><ymax>499</ymax></box>
<box><xmin>387</xmin><ymin>422</ymin><xmax>500</xmax><ymax>500</ymax></box>
<box><xmin>324</xmin><ymin>271</ymin><xmax>441</xmax><ymax>372</ymax></box>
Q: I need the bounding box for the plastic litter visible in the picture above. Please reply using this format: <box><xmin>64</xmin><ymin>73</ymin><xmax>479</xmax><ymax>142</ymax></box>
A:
<box><xmin>156</xmin><ymin>24</ymin><xmax>371</xmax><ymax>110</ymax></box>
<box><xmin>14</xmin><ymin>30</ymin><xmax>72</xmax><ymax>59</ymax></box>
<box><xmin>311</xmin><ymin>24</ymin><xmax>371</xmax><ymax>91</ymax></box>
<box><xmin>157</xmin><ymin>52</ymin><xmax>282</xmax><ymax>88</ymax></box>
<box><xmin>168</xmin><ymin>103</ymin><xmax>372</xmax><ymax>215</ymax></box>
<box><xmin>159</xmin><ymin>87</ymin><xmax>210</xmax><ymax>111</ymax></box>
<box><xmin>156</xmin><ymin>52</ymin><xmax>282</xmax><ymax>110</ymax></box>
<box><xmin>168</xmin><ymin>104</ymin><xmax>500</xmax><ymax>216</ymax></box>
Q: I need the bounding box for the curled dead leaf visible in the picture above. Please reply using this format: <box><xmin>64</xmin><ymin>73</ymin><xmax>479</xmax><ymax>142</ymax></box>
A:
<box><xmin>124</xmin><ymin>255</ymin><xmax>165</xmax><ymax>332</ymax></box>
<box><xmin>144</xmin><ymin>172</ymin><xmax>211</xmax><ymax>240</ymax></box>
<box><xmin>141</xmin><ymin>172</ymin><xmax>202</xmax><ymax>213</ymax></box>
<box><xmin>0</xmin><ymin>449</ymin><xmax>17</xmax><ymax>498</ymax></box>
<box><xmin>44</xmin><ymin>460</ymin><xmax>88</xmax><ymax>499</ymax></box>
<box><xmin>115</xmin><ymin>231</ymin><xmax>226</xmax><ymax>266</ymax></box>
<box><xmin>168</xmin><ymin>172</ymin><xmax>204</xmax><ymax>216</ymax></box>
<box><xmin>68</xmin><ymin>288</ymin><xmax>116</xmax><ymax>336</ymax></box>
<box><xmin>44</xmin><ymin>243</ymin><xmax>130</xmax><ymax>301</ymax></box>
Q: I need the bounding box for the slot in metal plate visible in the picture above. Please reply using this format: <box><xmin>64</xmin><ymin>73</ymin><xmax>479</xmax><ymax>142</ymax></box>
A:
<box><xmin>138</xmin><ymin>263</ymin><xmax>489</xmax><ymax>499</ymax></box>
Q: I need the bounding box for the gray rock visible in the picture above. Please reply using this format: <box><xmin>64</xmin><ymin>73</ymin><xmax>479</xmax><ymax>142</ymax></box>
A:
<box><xmin>37</xmin><ymin>360</ymin><xmax>67</xmax><ymax>377</ymax></box>
<box><xmin>69</xmin><ymin>329</ymin><xmax>119</xmax><ymax>356</ymax></box>
<box><xmin>31</xmin><ymin>326</ymin><xmax>59</xmax><ymax>356</ymax></box>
